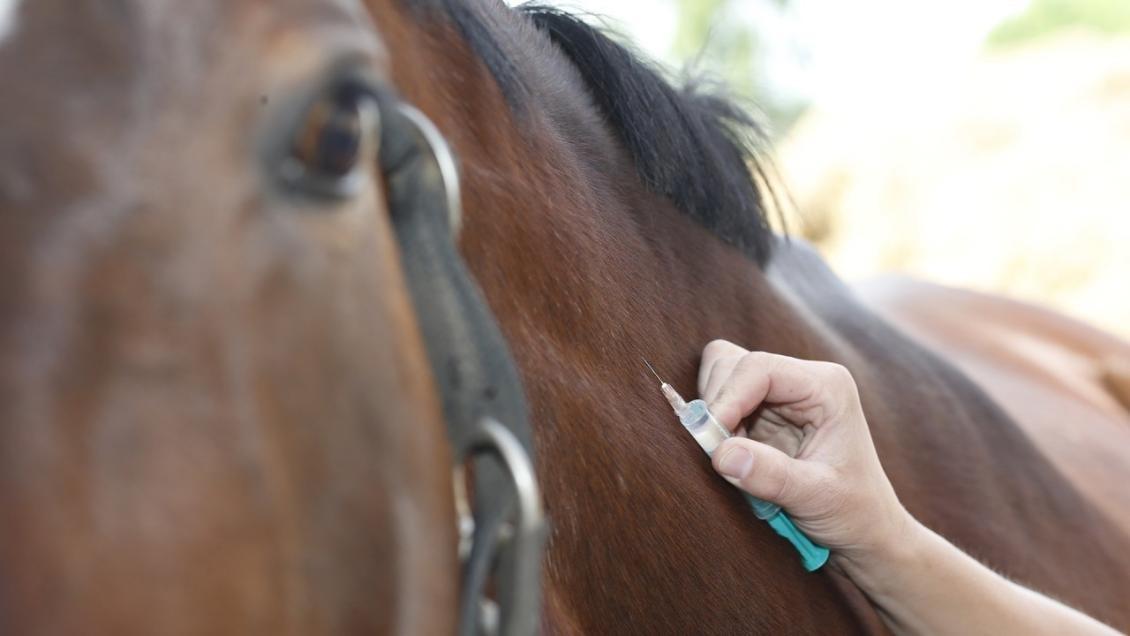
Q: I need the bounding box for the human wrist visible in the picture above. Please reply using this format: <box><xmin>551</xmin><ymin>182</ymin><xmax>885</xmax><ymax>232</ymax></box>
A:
<box><xmin>835</xmin><ymin>509</ymin><xmax>931</xmax><ymax>598</ymax></box>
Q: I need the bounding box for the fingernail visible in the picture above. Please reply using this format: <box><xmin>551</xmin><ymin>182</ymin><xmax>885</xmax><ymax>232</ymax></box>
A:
<box><xmin>717</xmin><ymin>446</ymin><xmax>753</xmax><ymax>479</ymax></box>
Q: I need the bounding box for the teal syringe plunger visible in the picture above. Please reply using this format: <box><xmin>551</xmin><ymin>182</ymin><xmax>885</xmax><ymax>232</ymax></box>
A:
<box><xmin>645</xmin><ymin>360</ymin><xmax>830</xmax><ymax>572</ymax></box>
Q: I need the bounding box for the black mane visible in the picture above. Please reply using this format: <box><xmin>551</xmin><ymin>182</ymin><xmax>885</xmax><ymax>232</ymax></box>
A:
<box><xmin>415</xmin><ymin>1</ymin><xmax>776</xmax><ymax>265</ymax></box>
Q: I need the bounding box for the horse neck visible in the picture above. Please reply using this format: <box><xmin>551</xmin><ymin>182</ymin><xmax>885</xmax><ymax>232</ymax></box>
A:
<box><xmin>371</xmin><ymin>7</ymin><xmax>877</xmax><ymax>631</ymax></box>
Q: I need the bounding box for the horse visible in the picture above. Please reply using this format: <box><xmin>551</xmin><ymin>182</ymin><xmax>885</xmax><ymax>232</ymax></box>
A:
<box><xmin>858</xmin><ymin>277</ymin><xmax>1130</xmax><ymax>532</ymax></box>
<box><xmin>371</xmin><ymin>0</ymin><xmax>1130</xmax><ymax>632</ymax></box>
<box><xmin>0</xmin><ymin>1</ymin><xmax>471</xmax><ymax>632</ymax></box>
<box><xmin>5</xmin><ymin>0</ymin><xmax>1130</xmax><ymax>634</ymax></box>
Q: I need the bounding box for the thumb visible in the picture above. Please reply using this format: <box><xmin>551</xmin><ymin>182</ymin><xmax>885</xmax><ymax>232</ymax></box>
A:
<box><xmin>712</xmin><ymin>438</ymin><xmax>821</xmax><ymax>509</ymax></box>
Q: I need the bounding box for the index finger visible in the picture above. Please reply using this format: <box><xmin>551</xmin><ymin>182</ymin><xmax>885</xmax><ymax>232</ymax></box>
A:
<box><xmin>708</xmin><ymin>352</ymin><xmax>846</xmax><ymax>431</ymax></box>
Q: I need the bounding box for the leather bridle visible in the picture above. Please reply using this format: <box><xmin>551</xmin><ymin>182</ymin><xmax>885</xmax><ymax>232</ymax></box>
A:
<box><xmin>378</xmin><ymin>96</ymin><xmax>546</xmax><ymax>636</ymax></box>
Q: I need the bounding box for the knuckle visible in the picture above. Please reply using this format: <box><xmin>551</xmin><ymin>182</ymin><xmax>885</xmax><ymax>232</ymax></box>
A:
<box><xmin>820</xmin><ymin>362</ymin><xmax>852</xmax><ymax>384</ymax></box>
<box><xmin>703</xmin><ymin>339</ymin><xmax>733</xmax><ymax>358</ymax></box>
<box><xmin>739</xmin><ymin>350</ymin><xmax>773</xmax><ymax>371</ymax></box>
<box><xmin>818</xmin><ymin>363</ymin><xmax>858</xmax><ymax>401</ymax></box>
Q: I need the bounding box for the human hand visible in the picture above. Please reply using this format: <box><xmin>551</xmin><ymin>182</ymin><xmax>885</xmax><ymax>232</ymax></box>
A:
<box><xmin>699</xmin><ymin>340</ymin><xmax>917</xmax><ymax>566</ymax></box>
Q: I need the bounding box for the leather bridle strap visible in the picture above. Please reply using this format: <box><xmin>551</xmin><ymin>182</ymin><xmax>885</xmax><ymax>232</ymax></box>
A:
<box><xmin>378</xmin><ymin>97</ymin><xmax>545</xmax><ymax>636</ymax></box>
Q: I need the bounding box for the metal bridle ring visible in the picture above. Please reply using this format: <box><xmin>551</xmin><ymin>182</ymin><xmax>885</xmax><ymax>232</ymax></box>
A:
<box><xmin>394</xmin><ymin>103</ymin><xmax>463</xmax><ymax>235</ymax></box>
<box><xmin>458</xmin><ymin>418</ymin><xmax>545</xmax><ymax>636</ymax></box>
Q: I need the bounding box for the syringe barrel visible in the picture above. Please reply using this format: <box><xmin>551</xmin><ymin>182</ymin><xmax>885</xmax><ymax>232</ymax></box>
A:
<box><xmin>678</xmin><ymin>400</ymin><xmax>782</xmax><ymax>520</ymax></box>
<box><xmin>676</xmin><ymin>398</ymin><xmax>829</xmax><ymax>570</ymax></box>
<box><xmin>677</xmin><ymin>400</ymin><xmax>729</xmax><ymax>455</ymax></box>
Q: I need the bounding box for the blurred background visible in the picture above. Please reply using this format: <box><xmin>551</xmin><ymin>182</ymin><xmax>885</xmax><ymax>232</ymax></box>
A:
<box><xmin>517</xmin><ymin>0</ymin><xmax>1130</xmax><ymax>338</ymax></box>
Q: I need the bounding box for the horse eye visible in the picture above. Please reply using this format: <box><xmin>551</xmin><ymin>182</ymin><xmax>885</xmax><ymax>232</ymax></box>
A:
<box><xmin>279</xmin><ymin>81</ymin><xmax>378</xmax><ymax>198</ymax></box>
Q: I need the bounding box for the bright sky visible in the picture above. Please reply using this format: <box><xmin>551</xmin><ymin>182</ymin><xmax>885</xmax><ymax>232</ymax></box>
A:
<box><xmin>521</xmin><ymin>0</ymin><xmax>1031</xmax><ymax>108</ymax></box>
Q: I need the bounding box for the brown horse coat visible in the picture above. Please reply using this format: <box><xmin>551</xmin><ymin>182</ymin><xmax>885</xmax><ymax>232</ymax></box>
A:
<box><xmin>0</xmin><ymin>1</ymin><xmax>457</xmax><ymax>633</ymax></box>
<box><xmin>373</xmin><ymin>0</ymin><xmax>1130</xmax><ymax>632</ymax></box>
<box><xmin>859</xmin><ymin>277</ymin><xmax>1130</xmax><ymax>534</ymax></box>
<box><xmin>3</xmin><ymin>0</ymin><xmax>1127</xmax><ymax>633</ymax></box>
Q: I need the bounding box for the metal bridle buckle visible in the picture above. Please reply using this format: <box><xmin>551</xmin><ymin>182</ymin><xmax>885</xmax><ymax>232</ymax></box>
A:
<box><xmin>456</xmin><ymin>418</ymin><xmax>545</xmax><ymax>636</ymax></box>
<box><xmin>385</xmin><ymin>102</ymin><xmax>545</xmax><ymax>636</ymax></box>
<box><xmin>393</xmin><ymin>104</ymin><xmax>463</xmax><ymax>235</ymax></box>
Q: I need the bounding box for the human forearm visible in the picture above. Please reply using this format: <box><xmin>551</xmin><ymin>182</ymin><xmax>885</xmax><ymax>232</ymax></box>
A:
<box><xmin>699</xmin><ymin>342</ymin><xmax>1122</xmax><ymax>635</ymax></box>
<box><xmin>840</xmin><ymin>518</ymin><xmax>1122</xmax><ymax>636</ymax></box>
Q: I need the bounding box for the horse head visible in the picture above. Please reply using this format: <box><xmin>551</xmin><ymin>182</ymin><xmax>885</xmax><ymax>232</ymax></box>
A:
<box><xmin>0</xmin><ymin>1</ymin><xmax>464</xmax><ymax>632</ymax></box>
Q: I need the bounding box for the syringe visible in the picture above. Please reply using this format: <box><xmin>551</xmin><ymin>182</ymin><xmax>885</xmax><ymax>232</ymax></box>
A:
<box><xmin>645</xmin><ymin>359</ymin><xmax>830</xmax><ymax>572</ymax></box>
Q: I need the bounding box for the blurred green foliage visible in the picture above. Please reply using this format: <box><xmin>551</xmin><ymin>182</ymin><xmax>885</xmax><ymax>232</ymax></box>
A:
<box><xmin>671</xmin><ymin>0</ymin><xmax>757</xmax><ymax>96</ymax></box>
<box><xmin>987</xmin><ymin>0</ymin><xmax>1130</xmax><ymax>47</ymax></box>
<box><xmin>669</xmin><ymin>0</ymin><xmax>805</xmax><ymax>136</ymax></box>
